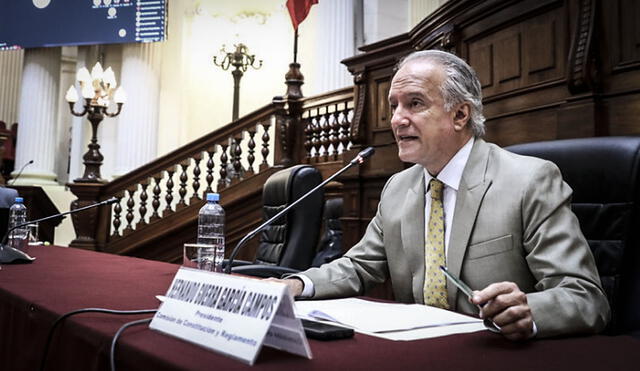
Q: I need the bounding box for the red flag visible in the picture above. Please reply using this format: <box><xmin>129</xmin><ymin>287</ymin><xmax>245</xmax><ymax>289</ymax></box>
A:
<box><xmin>286</xmin><ymin>0</ymin><xmax>318</xmax><ymax>30</ymax></box>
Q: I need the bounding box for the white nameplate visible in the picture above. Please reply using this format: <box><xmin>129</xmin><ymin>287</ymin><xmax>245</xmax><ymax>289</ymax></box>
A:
<box><xmin>149</xmin><ymin>267</ymin><xmax>312</xmax><ymax>365</ymax></box>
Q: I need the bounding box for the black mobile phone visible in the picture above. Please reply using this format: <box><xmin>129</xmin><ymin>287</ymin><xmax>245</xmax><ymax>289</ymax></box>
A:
<box><xmin>301</xmin><ymin>319</ymin><xmax>354</xmax><ymax>341</ymax></box>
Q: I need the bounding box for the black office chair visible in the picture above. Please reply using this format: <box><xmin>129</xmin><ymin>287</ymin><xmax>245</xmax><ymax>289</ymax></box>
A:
<box><xmin>312</xmin><ymin>197</ymin><xmax>344</xmax><ymax>267</ymax></box>
<box><xmin>230</xmin><ymin>165</ymin><xmax>324</xmax><ymax>278</ymax></box>
<box><xmin>506</xmin><ymin>137</ymin><xmax>640</xmax><ymax>337</ymax></box>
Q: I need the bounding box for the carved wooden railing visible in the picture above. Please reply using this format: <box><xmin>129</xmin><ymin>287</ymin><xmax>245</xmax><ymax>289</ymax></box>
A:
<box><xmin>301</xmin><ymin>88</ymin><xmax>354</xmax><ymax>164</ymax></box>
<box><xmin>67</xmin><ymin>86</ymin><xmax>354</xmax><ymax>263</ymax></box>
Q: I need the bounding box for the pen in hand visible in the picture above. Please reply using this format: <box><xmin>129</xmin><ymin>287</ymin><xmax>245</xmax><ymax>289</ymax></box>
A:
<box><xmin>439</xmin><ymin>265</ymin><xmax>501</xmax><ymax>333</ymax></box>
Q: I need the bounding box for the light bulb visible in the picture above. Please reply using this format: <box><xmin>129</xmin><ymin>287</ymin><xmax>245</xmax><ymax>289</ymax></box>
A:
<box><xmin>114</xmin><ymin>87</ymin><xmax>127</xmax><ymax>104</ymax></box>
<box><xmin>103</xmin><ymin>67</ymin><xmax>117</xmax><ymax>88</ymax></box>
<box><xmin>76</xmin><ymin>67</ymin><xmax>91</xmax><ymax>84</ymax></box>
<box><xmin>90</xmin><ymin>62</ymin><xmax>104</xmax><ymax>81</ymax></box>
<box><xmin>65</xmin><ymin>85</ymin><xmax>79</xmax><ymax>103</ymax></box>
<box><xmin>81</xmin><ymin>83</ymin><xmax>94</xmax><ymax>99</ymax></box>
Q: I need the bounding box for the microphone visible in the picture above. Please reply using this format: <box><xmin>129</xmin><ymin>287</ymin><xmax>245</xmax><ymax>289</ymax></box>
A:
<box><xmin>224</xmin><ymin>147</ymin><xmax>375</xmax><ymax>274</ymax></box>
<box><xmin>9</xmin><ymin>160</ymin><xmax>34</xmax><ymax>185</ymax></box>
<box><xmin>0</xmin><ymin>197</ymin><xmax>118</xmax><ymax>264</ymax></box>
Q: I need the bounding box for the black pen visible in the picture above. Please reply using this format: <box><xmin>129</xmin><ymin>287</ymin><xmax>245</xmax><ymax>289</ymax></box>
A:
<box><xmin>440</xmin><ymin>265</ymin><xmax>501</xmax><ymax>333</ymax></box>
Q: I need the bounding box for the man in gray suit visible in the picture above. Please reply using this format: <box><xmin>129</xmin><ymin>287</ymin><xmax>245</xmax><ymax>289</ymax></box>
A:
<box><xmin>279</xmin><ymin>50</ymin><xmax>610</xmax><ymax>340</ymax></box>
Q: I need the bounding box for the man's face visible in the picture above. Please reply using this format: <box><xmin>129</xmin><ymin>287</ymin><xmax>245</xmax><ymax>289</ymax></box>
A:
<box><xmin>388</xmin><ymin>59</ymin><xmax>466</xmax><ymax>174</ymax></box>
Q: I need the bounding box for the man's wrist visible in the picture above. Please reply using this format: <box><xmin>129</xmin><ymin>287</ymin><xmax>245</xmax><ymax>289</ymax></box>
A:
<box><xmin>289</xmin><ymin>274</ymin><xmax>314</xmax><ymax>298</ymax></box>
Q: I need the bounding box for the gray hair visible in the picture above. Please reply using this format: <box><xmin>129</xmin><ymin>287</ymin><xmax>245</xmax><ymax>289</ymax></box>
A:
<box><xmin>397</xmin><ymin>50</ymin><xmax>486</xmax><ymax>137</ymax></box>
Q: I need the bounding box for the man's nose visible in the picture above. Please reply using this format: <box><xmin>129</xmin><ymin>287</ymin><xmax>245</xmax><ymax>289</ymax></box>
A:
<box><xmin>390</xmin><ymin>106</ymin><xmax>409</xmax><ymax>129</ymax></box>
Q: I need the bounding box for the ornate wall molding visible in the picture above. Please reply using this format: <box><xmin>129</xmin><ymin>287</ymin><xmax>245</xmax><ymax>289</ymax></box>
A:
<box><xmin>350</xmin><ymin>72</ymin><xmax>367</xmax><ymax>143</ymax></box>
<box><xmin>567</xmin><ymin>0</ymin><xmax>597</xmax><ymax>94</ymax></box>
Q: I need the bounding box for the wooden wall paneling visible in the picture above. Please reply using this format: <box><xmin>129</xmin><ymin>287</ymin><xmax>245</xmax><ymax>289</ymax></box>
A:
<box><xmin>614</xmin><ymin>0</ymin><xmax>640</xmax><ymax>68</ymax></box>
<box><xmin>556</xmin><ymin>96</ymin><xmax>607</xmax><ymax>138</ymax></box>
<box><xmin>465</xmin><ymin>6</ymin><xmax>566</xmax><ymax>99</ymax></box>
<box><xmin>601</xmin><ymin>0</ymin><xmax>640</xmax><ymax>94</ymax></box>
<box><xmin>482</xmin><ymin>84</ymin><xmax>568</xmax><ymax>122</ymax></box>
<box><xmin>469</xmin><ymin>43</ymin><xmax>494</xmax><ymax>88</ymax></box>
<box><xmin>375</xmin><ymin>79</ymin><xmax>391</xmax><ymax>131</ymax></box>
<box><xmin>494</xmin><ymin>32</ymin><xmax>522</xmax><ymax>90</ymax></box>
<box><xmin>606</xmin><ymin>95</ymin><xmax>640</xmax><ymax>136</ymax></box>
<box><xmin>339</xmin><ymin>176</ymin><xmax>385</xmax><ymax>253</ymax></box>
<box><xmin>485</xmin><ymin>109</ymin><xmax>559</xmax><ymax>146</ymax></box>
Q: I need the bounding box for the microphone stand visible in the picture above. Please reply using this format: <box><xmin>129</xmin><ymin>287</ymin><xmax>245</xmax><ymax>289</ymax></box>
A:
<box><xmin>224</xmin><ymin>147</ymin><xmax>375</xmax><ymax>274</ymax></box>
<box><xmin>9</xmin><ymin>160</ymin><xmax>34</xmax><ymax>185</ymax></box>
<box><xmin>0</xmin><ymin>197</ymin><xmax>118</xmax><ymax>264</ymax></box>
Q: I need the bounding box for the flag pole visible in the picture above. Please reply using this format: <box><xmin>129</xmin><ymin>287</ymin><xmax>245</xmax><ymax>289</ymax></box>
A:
<box><xmin>293</xmin><ymin>28</ymin><xmax>298</xmax><ymax>64</ymax></box>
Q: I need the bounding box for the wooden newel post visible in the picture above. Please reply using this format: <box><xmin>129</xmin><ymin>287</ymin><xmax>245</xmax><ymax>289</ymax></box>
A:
<box><xmin>67</xmin><ymin>183</ymin><xmax>111</xmax><ymax>251</ymax></box>
<box><xmin>273</xmin><ymin>62</ymin><xmax>306</xmax><ymax>167</ymax></box>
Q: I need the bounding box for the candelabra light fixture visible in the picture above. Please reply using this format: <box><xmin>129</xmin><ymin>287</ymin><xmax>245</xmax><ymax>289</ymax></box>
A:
<box><xmin>213</xmin><ymin>43</ymin><xmax>262</xmax><ymax>121</ymax></box>
<box><xmin>65</xmin><ymin>62</ymin><xmax>126</xmax><ymax>183</ymax></box>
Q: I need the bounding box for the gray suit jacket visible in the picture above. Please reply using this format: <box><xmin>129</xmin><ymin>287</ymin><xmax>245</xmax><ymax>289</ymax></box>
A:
<box><xmin>303</xmin><ymin>139</ymin><xmax>610</xmax><ymax>337</ymax></box>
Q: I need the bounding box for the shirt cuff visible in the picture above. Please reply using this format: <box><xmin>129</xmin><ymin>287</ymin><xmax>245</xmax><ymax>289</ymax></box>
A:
<box><xmin>293</xmin><ymin>274</ymin><xmax>315</xmax><ymax>298</ymax></box>
<box><xmin>530</xmin><ymin>320</ymin><xmax>538</xmax><ymax>338</ymax></box>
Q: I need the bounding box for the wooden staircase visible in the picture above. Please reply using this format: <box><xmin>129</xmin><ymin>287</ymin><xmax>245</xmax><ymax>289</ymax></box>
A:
<box><xmin>66</xmin><ymin>86</ymin><xmax>355</xmax><ymax>264</ymax></box>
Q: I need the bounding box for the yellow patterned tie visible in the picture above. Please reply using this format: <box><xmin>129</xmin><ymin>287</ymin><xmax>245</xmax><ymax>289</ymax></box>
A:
<box><xmin>424</xmin><ymin>178</ymin><xmax>449</xmax><ymax>309</ymax></box>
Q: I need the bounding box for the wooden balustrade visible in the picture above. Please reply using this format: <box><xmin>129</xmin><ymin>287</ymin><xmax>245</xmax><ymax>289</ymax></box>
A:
<box><xmin>67</xmin><ymin>87</ymin><xmax>354</xmax><ymax>262</ymax></box>
<box><xmin>301</xmin><ymin>87</ymin><xmax>354</xmax><ymax>163</ymax></box>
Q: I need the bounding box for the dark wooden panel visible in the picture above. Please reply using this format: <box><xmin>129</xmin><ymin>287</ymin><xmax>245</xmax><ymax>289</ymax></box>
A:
<box><xmin>495</xmin><ymin>33</ymin><xmax>521</xmax><ymax>84</ymax></box>
<box><xmin>606</xmin><ymin>95</ymin><xmax>640</xmax><ymax>136</ymax></box>
<box><xmin>375</xmin><ymin>80</ymin><xmax>391</xmax><ymax>130</ymax></box>
<box><xmin>600</xmin><ymin>0</ymin><xmax>640</xmax><ymax>93</ymax></box>
<box><xmin>616</xmin><ymin>0</ymin><xmax>640</xmax><ymax>66</ymax></box>
<box><xmin>466</xmin><ymin>6</ymin><xmax>565</xmax><ymax>99</ymax></box>
<box><xmin>485</xmin><ymin>109</ymin><xmax>558</xmax><ymax>147</ymax></box>
<box><xmin>528</xmin><ymin>22</ymin><xmax>556</xmax><ymax>74</ymax></box>
<box><xmin>469</xmin><ymin>43</ymin><xmax>493</xmax><ymax>88</ymax></box>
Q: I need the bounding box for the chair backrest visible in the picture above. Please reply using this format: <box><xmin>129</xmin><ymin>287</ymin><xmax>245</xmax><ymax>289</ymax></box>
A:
<box><xmin>506</xmin><ymin>137</ymin><xmax>640</xmax><ymax>336</ymax></box>
<box><xmin>255</xmin><ymin>165</ymin><xmax>324</xmax><ymax>270</ymax></box>
<box><xmin>312</xmin><ymin>197</ymin><xmax>344</xmax><ymax>267</ymax></box>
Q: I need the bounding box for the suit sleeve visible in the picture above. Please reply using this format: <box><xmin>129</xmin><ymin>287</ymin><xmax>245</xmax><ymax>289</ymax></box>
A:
<box><xmin>297</xmin><ymin>176</ymin><xmax>395</xmax><ymax>299</ymax></box>
<box><xmin>522</xmin><ymin>162</ymin><xmax>610</xmax><ymax>337</ymax></box>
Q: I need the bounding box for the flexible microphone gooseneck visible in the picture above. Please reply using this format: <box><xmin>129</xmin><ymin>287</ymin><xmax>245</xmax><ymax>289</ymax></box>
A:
<box><xmin>224</xmin><ymin>147</ymin><xmax>375</xmax><ymax>274</ymax></box>
<box><xmin>0</xmin><ymin>197</ymin><xmax>119</xmax><ymax>264</ymax></box>
<box><xmin>9</xmin><ymin>159</ymin><xmax>34</xmax><ymax>185</ymax></box>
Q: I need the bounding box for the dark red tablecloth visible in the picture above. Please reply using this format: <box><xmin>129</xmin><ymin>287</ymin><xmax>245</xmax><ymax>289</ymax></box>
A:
<box><xmin>1</xmin><ymin>246</ymin><xmax>638</xmax><ymax>371</ymax></box>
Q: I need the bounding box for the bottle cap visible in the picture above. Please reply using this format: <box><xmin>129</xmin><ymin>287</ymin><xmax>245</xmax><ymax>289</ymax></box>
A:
<box><xmin>14</xmin><ymin>197</ymin><xmax>23</xmax><ymax>203</ymax></box>
<box><xmin>206</xmin><ymin>193</ymin><xmax>220</xmax><ymax>202</ymax></box>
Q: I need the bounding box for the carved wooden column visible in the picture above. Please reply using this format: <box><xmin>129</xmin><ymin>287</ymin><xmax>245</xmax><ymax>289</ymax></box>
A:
<box><xmin>67</xmin><ymin>183</ymin><xmax>110</xmax><ymax>251</ymax></box>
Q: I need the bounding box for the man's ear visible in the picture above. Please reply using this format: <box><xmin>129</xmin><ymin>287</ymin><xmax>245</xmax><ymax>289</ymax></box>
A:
<box><xmin>452</xmin><ymin>103</ymin><xmax>471</xmax><ymax>132</ymax></box>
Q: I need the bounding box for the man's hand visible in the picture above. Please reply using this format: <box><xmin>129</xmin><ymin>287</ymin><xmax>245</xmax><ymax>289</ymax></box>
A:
<box><xmin>264</xmin><ymin>277</ymin><xmax>304</xmax><ymax>297</ymax></box>
<box><xmin>471</xmin><ymin>281</ymin><xmax>534</xmax><ymax>341</ymax></box>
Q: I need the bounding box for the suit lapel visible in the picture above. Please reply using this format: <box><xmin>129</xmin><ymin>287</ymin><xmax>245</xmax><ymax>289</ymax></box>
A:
<box><xmin>400</xmin><ymin>167</ymin><xmax>426</xmax><ymax>304</ymax></box>
<box><xmin>447</xmin><ymin>139</ymin><xmax>492</xmax><ymax>310</ymax></box>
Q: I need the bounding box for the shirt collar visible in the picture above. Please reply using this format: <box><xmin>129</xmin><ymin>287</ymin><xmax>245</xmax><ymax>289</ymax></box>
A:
<box><xmin>424</xmin><ymin>137</ymin><xmax>474</xmax><ymax>192</ymax></box>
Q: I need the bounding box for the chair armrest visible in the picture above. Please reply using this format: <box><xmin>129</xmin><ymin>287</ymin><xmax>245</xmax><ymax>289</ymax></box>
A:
<box><xmin>231</xmin><ymin>264</ymin><xmax>301</xmax><ymax>278</ymax></box>
<box><xmin>221</xmin><ymin>259</ymin><xmax>252</xmax><ymax>269</ymax></box>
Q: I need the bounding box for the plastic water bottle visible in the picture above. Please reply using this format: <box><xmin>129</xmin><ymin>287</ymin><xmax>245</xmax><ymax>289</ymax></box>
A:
<box><xmin>8</xmin><ymin>197</ymin><xmax>28</xmax><ymax>251</ymax></box>
<box><xmin>197</xmin><ymin>193</ymin><xmax>225</xmax><ymax>272</ymax></box>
